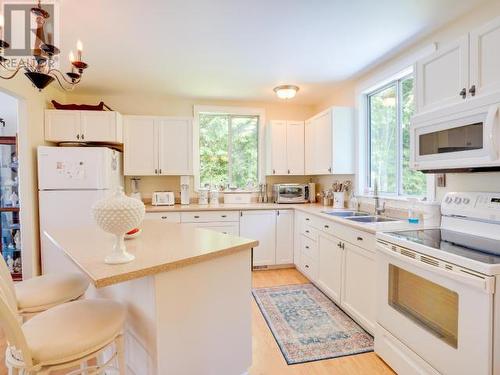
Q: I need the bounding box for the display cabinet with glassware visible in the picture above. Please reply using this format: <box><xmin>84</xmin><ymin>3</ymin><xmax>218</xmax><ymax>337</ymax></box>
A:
<box><xmin>0</xmin><ymin>137</ymin><xmax>22</xmax><ymax>280</ymax></box>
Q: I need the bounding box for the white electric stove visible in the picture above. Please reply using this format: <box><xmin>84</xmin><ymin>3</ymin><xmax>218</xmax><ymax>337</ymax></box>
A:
<box><xmin>375</xmin><ymin>192</ymin><xmax>500</xmax><ymax>375</ymax></box>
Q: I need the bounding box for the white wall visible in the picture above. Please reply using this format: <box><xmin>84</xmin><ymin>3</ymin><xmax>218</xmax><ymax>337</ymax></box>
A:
<box><xmin>0</xmin><ymin>91</ymin><xmax>18</xmax><ymax>136</ymax></box>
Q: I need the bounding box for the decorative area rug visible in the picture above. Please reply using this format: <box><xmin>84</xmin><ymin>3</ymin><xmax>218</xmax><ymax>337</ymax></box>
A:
<box><xmin>252</xmin><ymin>283</ymin><xmax>374</xmax><ymax>365</ymax></box>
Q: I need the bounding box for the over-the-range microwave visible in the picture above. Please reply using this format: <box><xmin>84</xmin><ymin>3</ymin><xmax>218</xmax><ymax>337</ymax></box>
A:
<box><xmin>411</xmin><ymin>103</ymin><xmax>500</xmax><ymax>172</ymax></box>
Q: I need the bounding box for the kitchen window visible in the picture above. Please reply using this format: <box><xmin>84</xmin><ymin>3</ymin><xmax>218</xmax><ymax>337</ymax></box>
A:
<box><xmin>367</xmin><ymin>75</ymin><xmax>427</xmax><ymax>196</ymax></box>
<box><xmin>194</xmin><ymin>106</ymin><xmax>264</xmax><ymax>190</ymax></box>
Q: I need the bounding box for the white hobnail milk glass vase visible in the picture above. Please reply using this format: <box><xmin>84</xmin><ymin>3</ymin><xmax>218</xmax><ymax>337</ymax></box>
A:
<box><xmin>92</xmin><ymin>187</ymin><xmax>145</xmax><ymax>264</ymax></box>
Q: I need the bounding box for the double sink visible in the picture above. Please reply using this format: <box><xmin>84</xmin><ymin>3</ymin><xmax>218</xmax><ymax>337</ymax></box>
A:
<box><xmin>321</xmin><ymin>210</ymin><xmax>399</xmax><ymax>223</ymax></box>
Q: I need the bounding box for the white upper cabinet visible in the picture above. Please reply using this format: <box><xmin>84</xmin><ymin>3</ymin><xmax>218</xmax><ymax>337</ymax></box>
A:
<box><xmin>269</xmin><ymin>120</ymin><xmax>288</xmax><ymax>175</ymax></box>
<box><xmin>124</xmin><ymin>116</ymin><xmax>157</xmax><ymax>176</ymax></box>
<box><xmin>415</xmin><ymin>16</ymin><xmax>500</xmax><ymax>115</ymax></box>
<box><xmin>268</xmin><ymin>120</ymin><xmax>304</xmax><ymax>175</ymax></box>
<box><xmin>286</xmin><ymin>121</ymin><xmax>305</xmax><ymax>175</ymax></box>
<box><xmin>305</xmin><ymin>107</ymin><xmax>354</xmax><ymax>175</ymax></box>
<box><xmin>45</xmin><ymin>110</ymin><xmax>123</xmax><ymax>143</ymax></box>
<box><xmin>470</xmin><ymin>16</ymin><xmax>500</xmax><ymax>98</ymax></box>
<box><xmin>157</xmin><ymin>118</ymin><xmax>193</xmax><ymax>175</ymax></box>
<box><xmin>123</xmin><ymin>116</ymin><xmax>193</xmax><ymax>176</ymax></box>
<box><xmin>416</xmin><ymin>36</ymin><xmax>469</xmax><ymax>113</ymax></box>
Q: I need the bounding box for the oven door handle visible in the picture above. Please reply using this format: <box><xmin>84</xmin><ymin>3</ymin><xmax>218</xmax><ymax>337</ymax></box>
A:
<box><xmin>377</xmin><ymin>243</ymin><xmax>495</xmax><ymax>293</ymax></box>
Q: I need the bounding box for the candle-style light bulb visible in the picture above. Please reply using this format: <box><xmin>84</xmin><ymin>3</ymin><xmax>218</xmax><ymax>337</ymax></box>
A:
<box><xmin>69</xmin><ymin>51</ymin><xmax>75</xmax><ymax>62</ymax></box>
<box><xmin>0</xmin><ymin>14</ymin><xmax>4</xmax><ymax>41</ymax></box>
<box><xmin>76</xmin><ymin>40</ymin><xmax>83</xmax><ymax>61</ymax></box>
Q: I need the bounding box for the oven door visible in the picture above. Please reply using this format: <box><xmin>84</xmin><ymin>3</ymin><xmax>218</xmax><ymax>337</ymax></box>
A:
<box><xmin>376</xmin><ymin>241</ymin><xmax>494</xmax><ymax>375</ymax></box>
<box><xmin>411</xmin><ymin>104</ymin><xmax>500</xmax><ymax>171</ymax></box>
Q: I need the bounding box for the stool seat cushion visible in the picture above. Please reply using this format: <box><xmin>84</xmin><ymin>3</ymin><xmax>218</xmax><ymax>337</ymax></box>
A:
<box><xmin>22</xmin><ymin>299</ymin><xmax>126</xmax><ymax>365</ymax></box>
<box><xmin>15</xmin><ymin>273</ymin><xmax>89</xmax><ymax>313</ymax></box>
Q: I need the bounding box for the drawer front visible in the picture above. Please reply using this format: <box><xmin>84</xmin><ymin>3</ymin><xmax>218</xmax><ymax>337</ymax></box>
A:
<box><xmin>145</xmin><ymin>212</ymin><xmax>181</xmax><ymax>223</ymax></box>
<box><xmin>185</xmin><ymin>222</ymin><xmax>239</xmax><ymax>235</ymax></box>
<box><xmin>301</xmin><ymin>214</ymin><xmax>321</xmax><ymax>230</ymax></box>
<box><xmin>317</xmin><ymin>218</ymin><xmax>337</xmax><ymax>237</ymax></box>
<box><xmin>300</xmin><ymin>253</ymin><xmax>317</xmax><ymax>281</ymax></box>
<box><xmin>337</xmin><ymin>225</ymin><xmax>376</xmax><ymax>252</ymax></box>
<box><xmin>301</xmin><ymin>235</ymin><xmax>318</xmax><ymax>260</ymax></box>
<box><xmin>180</xmin><ymin>211</ymin><xmax>239</xmax><ymax>223</ymax></box>
<box><xmin>301</xmin><ymin>224</ymin><xmax>319</xmax><ymax>241</ymax></box>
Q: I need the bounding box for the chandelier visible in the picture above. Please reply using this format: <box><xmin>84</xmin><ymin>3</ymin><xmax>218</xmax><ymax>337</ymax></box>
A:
<box><xmin>0</xmin><ymin>1</ymin><xmax>88</xmax><ymax>91</ymax></box>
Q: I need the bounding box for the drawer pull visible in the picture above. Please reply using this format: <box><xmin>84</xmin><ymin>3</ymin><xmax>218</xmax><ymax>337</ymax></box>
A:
<box><xmin>221</xmin><ymin>215</ymin><xmax>227</xmax><ymax>218</ymax></box>
<box><xmin>357</xmin><ymin>236</ymin><xmax>363</xmax><ymax>241</ymax></box>
<box><xmin>305</xmin><ymin>264</ymin><xmax>309</xmax><ymax>269</ymax></box>
<box><xmin>305</xmin><ymin>246</ymin><xmax>310</xmax><ymax>249</ymax></box>
<box><xmin>194</xmin><ymin>215</ymin><xmax>200</xmax><ymax>219</ymax></box>
<box><xmin>161</xmin><ymin>216</ymin><xmax>168</xmax><ymax>219</ymax></box>
<box><xmin>324</xmin><ymin>225</ymin><xmax>329</xmax><ymax>229</ymax></box>
<box><xmin>305</xmin><ymin>230</ymin><xmax>310</xmax><ymax>233</ymax></box>
<box><xmin>305</xmin><ymin>218</ymin><xmax>310</xmax><ymax>221</ymax></box>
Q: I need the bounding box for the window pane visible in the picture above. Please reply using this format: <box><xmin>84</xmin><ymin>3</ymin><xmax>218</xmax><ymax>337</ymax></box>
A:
<box><xmin>370</xmin><ymin>85</ymin><xmax>398</xmax><ymax>194</ymax></box>
<box><xmin>199</xmin><ymin>114</ymin><xmax>229</xmax><ymax>187</ymax></box>
<box><xmin>230</xmin><ymin>116</ymin><xmax>258</xmax><ymax>189</ymax></box>
<box><xmin>401</xmin><ymin>78</ymin><xmax>427</xmax><ymax>196</ymax></box>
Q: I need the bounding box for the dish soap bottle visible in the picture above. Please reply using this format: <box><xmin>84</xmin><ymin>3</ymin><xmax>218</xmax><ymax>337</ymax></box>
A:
<box><xmin>407</xmin><ymin>198</ymin><xmax>420</xmax><ymax>224</ymax></box>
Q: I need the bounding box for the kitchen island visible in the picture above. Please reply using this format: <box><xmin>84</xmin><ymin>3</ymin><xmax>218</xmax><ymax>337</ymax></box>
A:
<box><xmin>44</xmin><ymin>220</ymin><xmax>258</xmax><ymax>375</ymax></box>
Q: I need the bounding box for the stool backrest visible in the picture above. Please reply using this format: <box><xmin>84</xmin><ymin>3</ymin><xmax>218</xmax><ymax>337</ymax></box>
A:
<box><xmin>0</xmin><ymin>292</ymin><xmax>33</xmax><ymax>368</ymax></box>
<box><xmin>0</xmin><ymin>255</ymin><xmax>17</xmax><ymax>312</ymax></box>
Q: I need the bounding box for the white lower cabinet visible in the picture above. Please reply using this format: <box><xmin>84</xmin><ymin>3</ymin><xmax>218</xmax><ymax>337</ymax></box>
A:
<box><xmin>317</xmin><ymin>234</ymin><xmax>343</xmax><ymax>304</ymax></box>
<box><xmin>240</xmin><ymin>210</ymin><xmax>277</xmax><ymax>266</ymax></box>
<box><xmin>341</xmin><ymin>241</ymin><xmax>377</xmax><ymax>333</ymax></box>
<box><xmin>240</xmin><ymin>210</ymin><xmax>294</xmax><ymax>267</ymax></box>
<box><xmin>275</xmin><ymin>210</ymin><xmax>294</xmax><ymax>264</ymax></box>
<box><xmin>180</xmin><ymin>211</ymin><xmax>239</xmax><ymax>235</ymax></box>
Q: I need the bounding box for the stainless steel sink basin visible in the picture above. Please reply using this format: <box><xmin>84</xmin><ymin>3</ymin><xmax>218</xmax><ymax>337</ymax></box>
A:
<box><xmin>322</xmin><ymin>211</ymin><xmax>370</xmax><ymax>217</ymax></box>
<box><xmin>345</xmin><ymin>216</ymin><xmax>398</xmax><ymax>223</ymax></box>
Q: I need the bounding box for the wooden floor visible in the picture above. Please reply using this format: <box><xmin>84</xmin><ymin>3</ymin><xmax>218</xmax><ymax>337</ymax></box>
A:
<box><xmin>250</xmin><ymin>268</ymin><xmax>394</xmax><ymax>375</ymax></box>
<box><xmin>0</xmin><ymin>268</ymin><xmax>393</xmax><ymax>375</ymax></box>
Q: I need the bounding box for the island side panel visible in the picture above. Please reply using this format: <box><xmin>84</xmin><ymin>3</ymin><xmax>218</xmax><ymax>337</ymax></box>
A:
<box><xmin>154</xmin><ymin>248</ymin><xmax>252</xmax><ymax>375</ymax></box>
<box><xmin>86</xmin><ymin>276</ymin><xmax>158</xmax><ymax>375</ymax></box>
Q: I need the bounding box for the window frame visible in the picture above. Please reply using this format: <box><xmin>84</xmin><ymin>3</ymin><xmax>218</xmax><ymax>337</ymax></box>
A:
<box><xmin>193</xmin><ymin>105</ymin><xmax>266</xmax><ymax>191</ymax></box>
<box><xmin>365</xmin><ymin>73</ymin><xmax>429</xmax><ymax>198</ymax></box>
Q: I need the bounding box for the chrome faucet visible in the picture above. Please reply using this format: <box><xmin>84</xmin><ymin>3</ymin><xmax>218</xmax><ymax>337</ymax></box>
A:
<box><xmin>373</xmin><ymin>180</ymin><xmax>385</xmax><ymax>216</ymax></box>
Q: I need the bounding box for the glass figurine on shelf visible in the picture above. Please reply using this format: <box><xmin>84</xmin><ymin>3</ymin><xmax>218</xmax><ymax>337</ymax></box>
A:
<box><xmin>6</xmin><ymin>255</ymin><xmax>14</xmax><ymax>273</ymax></box>
<box><xmin>14</xmin><ymin>230</ymin><xmax>20</xmax><ymax>249</ymax></box>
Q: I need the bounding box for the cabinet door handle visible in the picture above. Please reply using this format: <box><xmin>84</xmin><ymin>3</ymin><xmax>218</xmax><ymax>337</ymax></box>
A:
<box><xmin>305</xmin><ymin>246</ymin><xmax>310</xmax><ymax>249</ymax></box>
<box><xmin>305</xmin><ymin>230</ymin><xmax>310</xmax><ymax>233</ymax></box>
<box><xmin>305</xmin><ymin>218</ymin><xmax>310</xmax><ymax>221</ymax></box>
<box><xmin>221</xmin><ymin>214</ymin><xmax>227</xmax><ymax>218</ymax></box>
<box><xmin>324</xmin><ymin>224</ymin><xmax>329</xmax><ymax>229</ymax></box>
<box><xmin>76</xmin><ymin>134</ymin><xmax>80</xmax><ymax>140</ymax></box>
<box><xmin>337</xmin><ymin>242</ymin><xmax>342</xmax><ymax>248</ymax></box>
<box><xmin>342</xmin><ymin>243</ymin><xmax>345</xmax><ymax>249</ymax></box>
<box><xmin>154</xmin><ymin>169</ymin><xmax>158</xmax><ymax>174</ymax></box>
<box><xmin>357</xmin><ymin>236</ymin><xmax>363</xmax><ymax>241</ymax></box>
<box><xmin>469</xmin><ymin>85</ymin><xmax>476</xmax><ymax>97</ymax></box>
<box><xmin>161</xmin><ymin>216</ymin><xmax>168</xmax><ymax>219</ymax></box>
<box><xmin>81</xmin><ymin>134</ymin><xmax>84</xmax><ymax>140</ymax></box>
<box><xmin>159</xmin><ymin>169</ymin><xmax>162</xmax><ymax>174</ymax></box>
<box><xmin>287</xmin><ymin>169</ymin><xmax>290</xmax><ymax>174</ymax></box>
<box><xmin>273</xmin><ymin>169</ymin><xmax>276</xmax><ymax>174</ymax></box>
<box><xmin>194</xmin><ymin>215</ymin><xmax>200</xmax><ymax>219</ymax></box>
<box><xmin>305</xmin><ymin>264</ymin><xmax>309</xmax><ymax>269</ymax></box>
<box><xmin>328</xmin><ymin>167</ymin><xmax>332</xmax><ymax>173</ymax></box>
<box><xmin>460</xmin><ymin>88</ymin><xmax>467</xmax><ymax>99</ymax></box>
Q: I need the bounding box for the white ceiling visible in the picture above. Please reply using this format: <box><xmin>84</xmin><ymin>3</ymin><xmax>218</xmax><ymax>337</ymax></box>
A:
<box><xmin>57</xmin><ymin>0</ymin><xmax>487</xmax><ymax>104</ymax></box>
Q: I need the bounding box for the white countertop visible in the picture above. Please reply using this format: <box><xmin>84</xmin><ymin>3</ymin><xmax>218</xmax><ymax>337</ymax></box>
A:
<box><xmin>44</xmin><ymin>220</ymin><xmax>258</xmax><ymax>288</ymax></box>
<box><xmin>146</xmin><ymin>202</ymin><xmax>424</xmax><ymax>234</ymax></box>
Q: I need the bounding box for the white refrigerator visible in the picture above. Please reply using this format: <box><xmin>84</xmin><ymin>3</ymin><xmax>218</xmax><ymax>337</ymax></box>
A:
<box><xmin>38</xmin><ymin>146</ymin><xmax>123</xmax><ymax>274</ymax></box>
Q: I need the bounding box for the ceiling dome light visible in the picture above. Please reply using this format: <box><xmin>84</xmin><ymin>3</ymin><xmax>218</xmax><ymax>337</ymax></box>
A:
<box><xmin>274</xmin><ymin>85</ymin><xmax>299</xmax><ymax>99</ymax></box>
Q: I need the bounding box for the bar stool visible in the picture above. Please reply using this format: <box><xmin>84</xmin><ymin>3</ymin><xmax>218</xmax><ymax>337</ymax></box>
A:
<box><xmin>0</xmin><ymin>293</ymin><xmax>126</xmax><ymax>374</ymax></box>
<box><xmin>0</xmin><ymin>256</ymin><xmax>89</xmax><ymax>319</ymax></box>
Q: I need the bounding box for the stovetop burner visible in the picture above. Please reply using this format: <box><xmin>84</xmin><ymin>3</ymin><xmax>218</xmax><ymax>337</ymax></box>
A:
<box><xmin>385</xmin><ymin>229</ymin><xmax>500</xmax><ymax>265</ymax></box>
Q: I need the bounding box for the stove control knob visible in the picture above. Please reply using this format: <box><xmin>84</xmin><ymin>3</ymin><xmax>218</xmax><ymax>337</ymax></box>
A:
<box><xmin>445</xmin><ymin>196</ymin><xmax>453</xmax><ymax>204</ymax></box>
<box><xmin>463</xmin><ymin>198</ymin><xmax>470</xmax><ymax>205</ymax></box>
<box><xmin>454</xmin><ymin>197</ymin><xmax>462</xmax><ymax>204</ymax></box>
